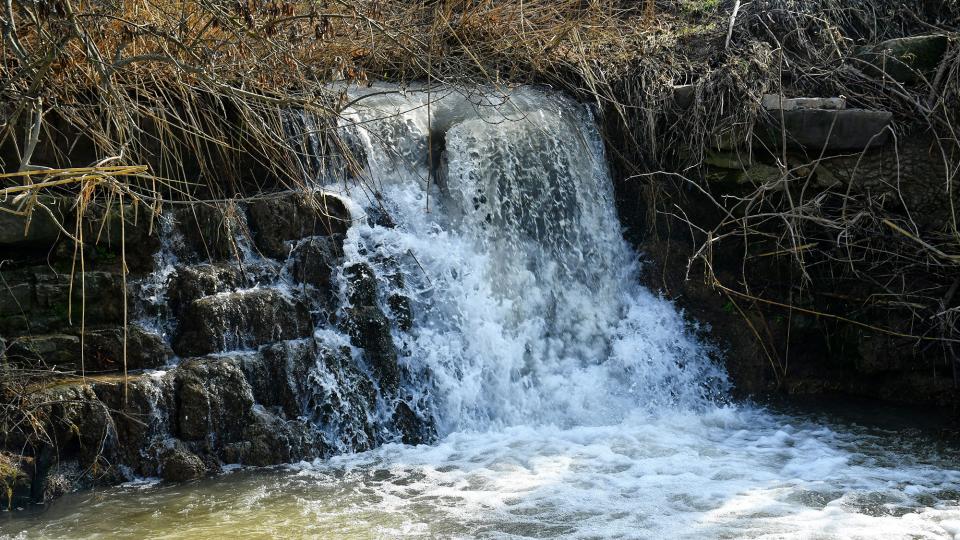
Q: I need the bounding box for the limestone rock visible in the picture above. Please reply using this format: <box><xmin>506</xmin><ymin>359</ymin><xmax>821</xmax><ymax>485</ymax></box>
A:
<box><xmin>6</xmin><ymin>334</ymin><xmax>80</xmax><ymax>369</ymax></box>
<box><xmin>0</xmin><ymin>267</ymin><xmax>124</xmax><ymax>336</ymax></box>
<box><xmin>247</xmin><ymin>192</ymin><xmax>350</xmax><ymax>259</ymax></box>
<box><xmin>858</xmin><ymin>34</ymin><xmax>949</xmax><ymax>84</ymax></box>
<box><xmin>759</xmin><ymin>108</ymin><xmax>893</xmax><ymax>151</ymax></box>
<box><xmin>290</xmin><ymin>236</ymin><xmax>342</xmax><ymax>290</ymax></box>
<box><xmin>761</xmin><ymin>95</ymin><xmax>846</xmax><ymax>111</ymax></box>
<box><xmin>93</xmin><ymin>374</ymin><xmax>175</xmax><ymax>477</ymax></box>
<box><xmin>0</xmin><ymin>197</ymin><xmax>68</xmax><ymax>249</ymax></box>
<box><xmin>159</xmin><ymin>444</ymin><xmax>206</xmax><ymax>482</ymax></box>
<box><xmin>174</xmin><ymin>203</ymin><xmax>249</xmax><ymax>262</ymax></box>
<box><xmin>172</xmin><ymin>288</ymin><xmax>313</xmax><ymax>357</ymax></box>
<box><xmin>672</xmin><ymin>84</ymin><xmax>695</xmax><ymax>109</ymax></box>
<box><xmin>345</xmin><ymin>264</ymin><xmax>400</xmax><ymax>393</ymax></box>
<box><xmin>174</xmin><ymin>356</ymin><xmax>255</xmax><ymax>443</ymax></box>
<box><xmin>83</xmin><ymin>325</ymin><xmax>173</xmax><ymax>371</ymax></box>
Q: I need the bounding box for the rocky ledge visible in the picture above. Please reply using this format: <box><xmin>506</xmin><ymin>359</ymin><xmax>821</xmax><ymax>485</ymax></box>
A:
<box><xmin>0</xmin><ymin>190</ymin><xmax>433</xmax><ymax>508</ymax></box>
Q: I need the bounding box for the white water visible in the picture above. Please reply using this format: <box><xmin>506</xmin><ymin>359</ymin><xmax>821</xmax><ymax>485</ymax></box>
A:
<box><xmin>4</xmin><ymin>84</ymin><xmax>960</xmax><ymax>539</ymax></box>
<box><xmin>333</xmin><ymin>84</ymin><xmax>725</xmax><ymax>435</ymax></box>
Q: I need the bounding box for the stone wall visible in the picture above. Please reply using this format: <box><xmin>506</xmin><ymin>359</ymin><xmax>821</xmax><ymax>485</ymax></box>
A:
<box><xmin>0</xmin><ymin>191</ymin><xmax>431</xmax><ymax>508</ymax></box>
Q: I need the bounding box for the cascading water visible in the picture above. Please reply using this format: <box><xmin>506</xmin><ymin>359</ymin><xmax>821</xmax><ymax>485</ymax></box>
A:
<box><xmin>5</xmin><ymin>84</ymin><xmax>960</xmax><ymax>539</ymax></box>
<box><xmin>331</xmin><ymin>84</ymin><xmax>727</xmax><ymax>435</ymax></box>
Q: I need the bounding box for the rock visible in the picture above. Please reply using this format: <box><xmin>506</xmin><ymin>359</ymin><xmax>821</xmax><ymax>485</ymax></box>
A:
<box><xmin>392</xmin><ymin>400</ymin><xmax>433</xmax><ymax>446</ymax></box>
<box><xmin>761</xmin><ymin>95</ymin><xmax>846</xmax><ymax>111</ymax></box>
<box><xmin>388</xmin><ymin>294</ymin><xmax>413</xmax><ymax>332</ymax></box>
<box><xmin>290</xmin><ymin>236</ymin><xmax>342</xmax><ymax>290</ymax></box>
<box><xmin>174</xmin><ymin>356</ymin><xmax>254</xmax><ymax>443</ymax></box>
<box><xmin>0</xmin><ymin>452</ymin><xmax>30</xmax><ymax>510</ymax></box>
<box><xmin>305</xmin><ymin>340</ymin><xmax>379</xmax><ymax>451</ymax></box>
<box><xmin>172</xmin><ymin>288</ymin><xmax>313</xmax><ymax>357</ymax></box>
<box><xmin>92</xmin><ymin>374</ymin><xmax>175</xmax><ymax>477</ymax></box>
<box><xmin>174</xmin><ymin>203</ymin><xmax>249</xmax><ymax>262</ymax></box>
<box><xmin>705</xmin><ymin>150</ymin><xmax>752</xmax><ymax>170</ymax></box>
<box><xmin>244</xmin><ymin>340</ymin><xmax>314</xmax><ymax>418</ymax></box>
<box><xmin>345</xmin><ymin>264</ymin><xmax>401</xmax><ymax>393</ymax></box>
<box><xmin>705</xmin><ymin>151</ymin><xmax>783</xmax><ymax>186</ymax></box>
<box><xmin>83</xmin><ymin>325</ymin><xmax>173</xmax><ymax>371</ymax></box>
<box><xmin>672</xmin><ymin>84</ymin><xmax>695</xmax><ymax>109</ymax></box>
<box><xmin>159</xmin><ymin>444</ymin><xmax>206</xmax><ymax>482</ymax></box>
<box><xmin>247</xmin><ymin>192</ymin><xmax>351</xmax><ymax>259</ymax></box>
<box><xmin>858</xmin><ymin>34</ymin><xmax>949</xmax><ymax>84</ymax></box>
<box><xmin>0</xmin><ymin>267</ymin><xmax>124</xmax><ymax>336</ymax></box>
<box><xmin>0</xmin><ymin>197</ymin><xmax>68</xmax><ymax>249</ymax></box>
<box><xmin>237</xmin><ymin>407</ymin><xmax>309</xmax><ymax>466</ymax></box>
<box><xmin>6</xmin><ymin>334</ymin><xmax>80</xmax><ymax>370</ymax></box>
<box><xmin>166</xmin><ymin>264</ymin><xmax>246</xmax><ymax>316</ymax></box>
<box><xmin>759</xmin><ymin>108</ymin><xmax>893</xmax><ymax>151</ymax></box>
<box><xmin>80</xmin><ymin>201</ymin><xmax>162</xmax><ymax>272</ymax></box>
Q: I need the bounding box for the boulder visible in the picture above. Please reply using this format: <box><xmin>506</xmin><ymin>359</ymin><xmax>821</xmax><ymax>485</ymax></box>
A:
<box><xmin>247</xmin><ymin>192</ymin><xmax>350</xmax><ymax>259</ymax></box>
<box><xmin>79</xmin><ymin>201</ymin><xmax>162</xmax><ymax>272</ymax></box>
<box><xmin>6</xmin><ymin>334</ymin><xmax>80</xmax><ymax>370</ymax></box>
<box><xmin>0</xmin><ymin>267</ymin><xmax>124</xmax><ymax>336</ymax></box>
<box><xmin>672</xmin><ymin>84</ymin><xmax>695</xmax><ymax>109</ymax></box>
<box><xmin>172</xmin><ymin>288</ymin><xmax>313</xmax><ymax>357</ymax></box>
<box><xmin>92</xmin><ymin>373</ymin><xmax>176</xmax><ymax>477</ymax></box>
<box><xmin>166</xmin><ymin>264</ymin><xmax>246</xmax><ymax>316</ymax></box>
<box><xmin>244</xmin><ymin>340</ymin><xmax>315</xmax><ymax>417</ymax></box>
<box><xmin>235</xmin><ymin>407</ymin><xmax>319</xmax><ymax>466</ymax></box>
<box><xmin>305</xmin><ymin>340</ymin><xmax>379</xmax><ymax>451</ymax></box>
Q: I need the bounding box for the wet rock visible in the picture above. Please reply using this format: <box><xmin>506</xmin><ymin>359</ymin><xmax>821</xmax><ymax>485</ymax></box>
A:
<box><xmin>159</xmin><ymin>443</ymin><xmax>206</xmax><ymax>482</ymax></box>
<box><xmin>3</xmin><ymin>325</ymin><xmax>169</xmax><ymax>373</ymax></box>
<box><xmin>236</xmin><ymin>407</ymin><xmax>318</xmax><ymax>466</ymax></box>
<box><xmin>858</xmin><ymin>34</ymin><xmax>949</xmax><ymax>84</ymax></box>
<box><xmin>80</xmin><ymin>201</ymin><xmax>162</xmax><ymax>272</ymax></box>
<box><xmin>174</xmin><ymin>356</ymin><xmax>254</xmax><ymax>444</ymax></box>
<box><xmin>0</xmin><ymin>452</ymin><xmax>31</xmax><ymax>509</ymax></box>
<box><xmin>345</xmin><ymin>264</ymin><xmax>400</xmax><ymax>393</ymax></box>
<box><xmin>387</xmin><ymin>294</ymin><xmax>413</xmax><ymax>331</ymax></box>
<box><xmin>0</xmin><ymin>267</ymin><xmax>124</xmax><ymax>336</ymax></box>
<box><xmin>92</xmin><ymin>374</ymin><xmax>175</xmax><ymax>477</ymax></box>
<box><xmin>244</xmin><ymin>340</ymin><xmax>314</xmax><ymax>418</ymax></box>
<box><xmin>392</xmin><ymin>400</ymin><xmax>433</xmax><ymax>446</ymax></box>
<box><xmin>290</xmin><ymin>236</ymin><xmax>342</xmax><ymax>290</ymax></box>
<box><xmin>172</xmin><ymin>288</ymin><xmax>313</xmax><ymax>357</ymax></box>
<box><xmin>306</xmin><ymin>340</ymin><xmax>379</xmax><ymax>451</ymax></box>
<box><xmin>166</xmin><ymin>264</ymin><xmax>246</xmax><ymax>317</ymax></box>
<box><xmin>247</xmin><ymin>192</ymin><xmax>350</xmax><ymax>259</ymax></box>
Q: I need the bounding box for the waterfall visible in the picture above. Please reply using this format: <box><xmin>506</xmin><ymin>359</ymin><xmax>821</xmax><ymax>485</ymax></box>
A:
<box><xmin>325</xmin><ymin>84</ymin><xmax>728</xmax><ymax>435</ymax></box>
